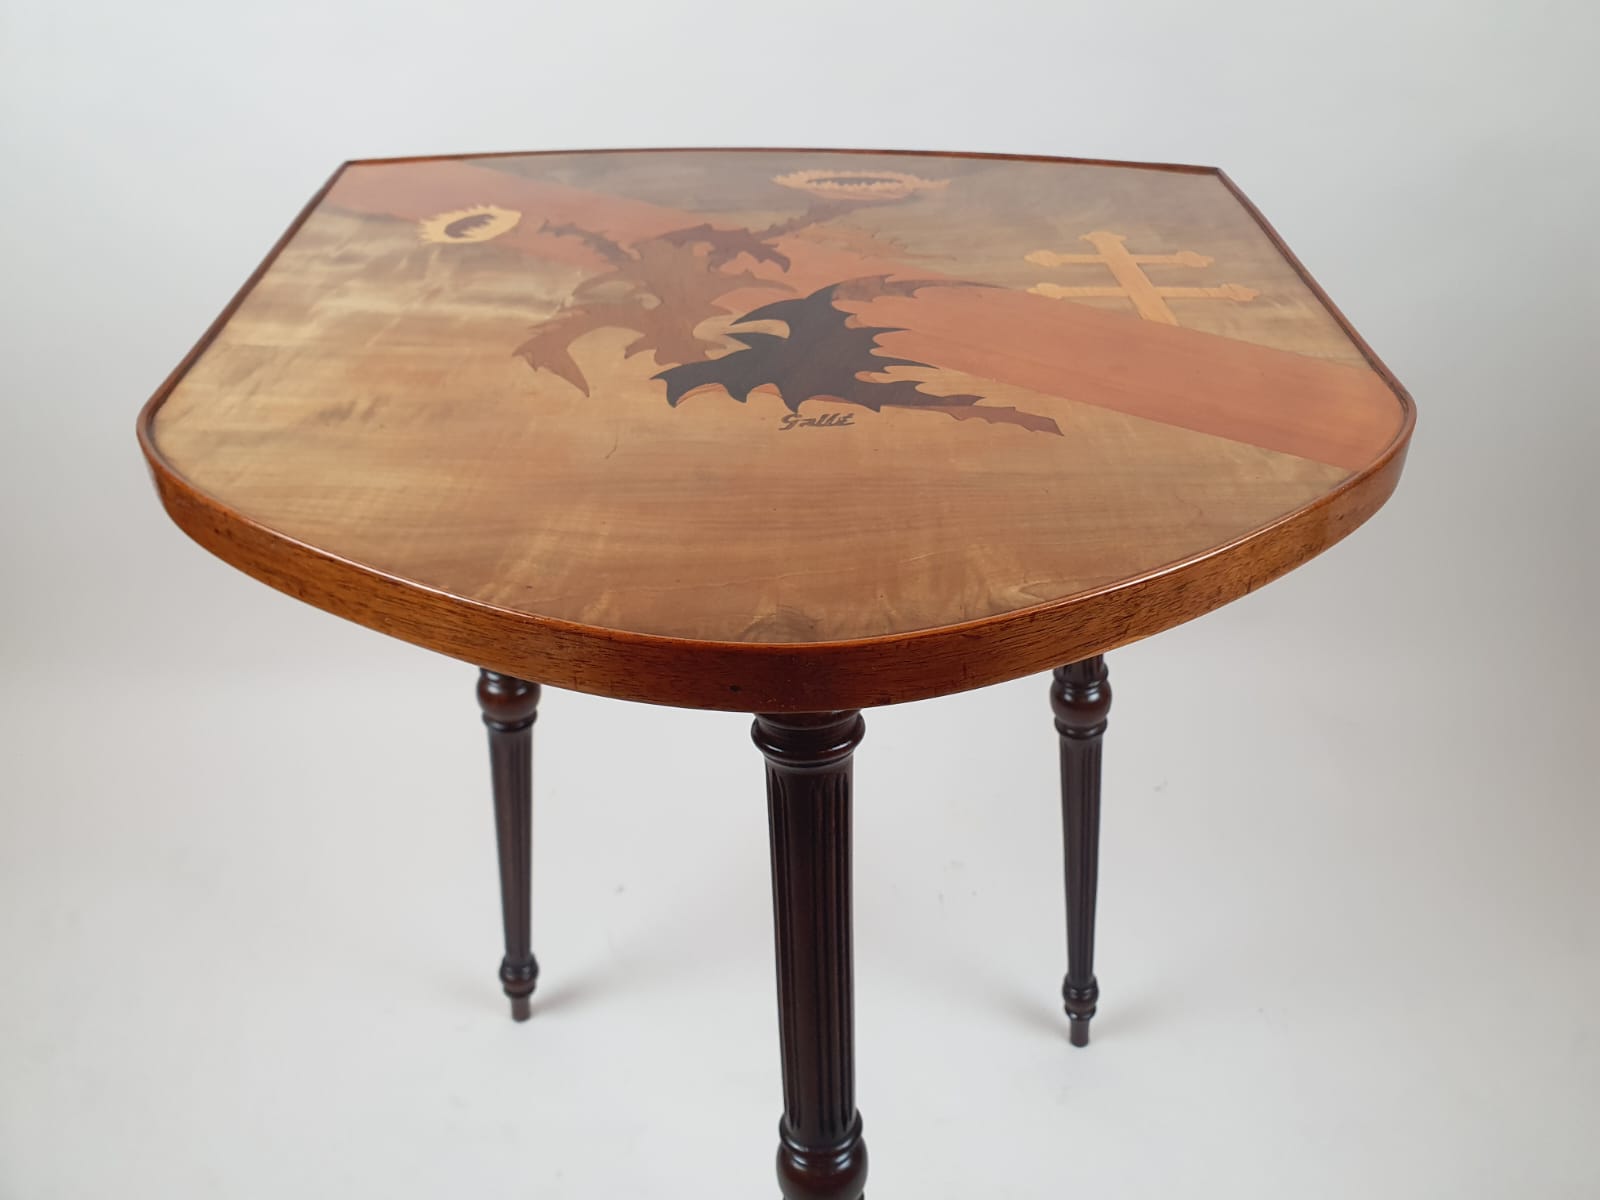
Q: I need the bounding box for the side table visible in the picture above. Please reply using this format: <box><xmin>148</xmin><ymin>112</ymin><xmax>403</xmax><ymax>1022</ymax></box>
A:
<box><xmin>138</xmin><ymin>148</ymin><xmax>1413</xmax><ymax>1198</ymax></box>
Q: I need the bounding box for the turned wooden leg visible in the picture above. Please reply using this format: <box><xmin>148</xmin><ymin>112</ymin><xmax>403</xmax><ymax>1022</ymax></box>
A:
<box><xmin>1051</xmin><ymin>657</ymin><xmax>1111</xmax><ymax>1047</ymax></box>
<box><xmin>753</xmin><ymin>712</ymin><xmax>869</xmax><ymax>1200</ymax></box>
<box><xmin>477</xmin><ymin>669</ymin><xmax>541</xmax><ymax>1021</ymax></box>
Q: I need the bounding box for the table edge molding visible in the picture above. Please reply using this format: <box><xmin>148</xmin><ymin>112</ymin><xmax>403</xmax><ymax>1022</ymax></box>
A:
<box><xmin>134</xmin><ymin>149</ymin><xmax>1416</xmax><ymax>713</ymax></box>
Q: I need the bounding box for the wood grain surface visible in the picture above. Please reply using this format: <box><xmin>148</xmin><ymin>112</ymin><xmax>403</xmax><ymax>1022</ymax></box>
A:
<box><xmin>138</xmin><ymin>149</ymin><xmax>1414</xmax><ymax>711</ymax></box>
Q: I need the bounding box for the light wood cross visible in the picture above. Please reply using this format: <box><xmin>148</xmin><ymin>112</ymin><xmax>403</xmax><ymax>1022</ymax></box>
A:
<box><xmin>1027</xmin><ymin>231</ymin><xmax>1258</xmax><ymax>325</ymax></box>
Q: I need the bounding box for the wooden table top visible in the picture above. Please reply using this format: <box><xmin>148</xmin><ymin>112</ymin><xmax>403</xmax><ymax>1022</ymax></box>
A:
<box><xmin>139</xmin><ymin>148</ymin><xmax>1413</xmax><ymax>711</ymax></box>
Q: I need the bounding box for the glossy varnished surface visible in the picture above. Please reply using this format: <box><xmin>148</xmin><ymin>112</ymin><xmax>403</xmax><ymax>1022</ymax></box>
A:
<box><xmin>139</xmin><ymin>149</ymin><xmax>1413</xmax><ymax>710</ymax></box>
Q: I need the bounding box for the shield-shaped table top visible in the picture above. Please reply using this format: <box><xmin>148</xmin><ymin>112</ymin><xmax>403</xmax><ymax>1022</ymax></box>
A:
<box><xmin>139</xmin><ymin>148</ymin><xmax>1413</xmax><ymax>710</ymax></box>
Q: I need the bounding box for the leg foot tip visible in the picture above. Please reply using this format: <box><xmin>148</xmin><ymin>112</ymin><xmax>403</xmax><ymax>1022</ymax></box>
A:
<box><xmin>499</xmin><ymin>957</ymin><xmax>538</xmax><ymax>1022</ymax></box>
<box><xmin>1062</xmin><ymin>978</ymin><xmax>1098</xmax><ymax>1046</ymax></box>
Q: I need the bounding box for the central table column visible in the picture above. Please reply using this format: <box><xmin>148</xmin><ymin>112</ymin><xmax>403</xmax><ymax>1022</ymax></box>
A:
<box><xmin>752</xmin><ymin>711</ymin><xmax>869</xmax><ymax>1200</ymax></box>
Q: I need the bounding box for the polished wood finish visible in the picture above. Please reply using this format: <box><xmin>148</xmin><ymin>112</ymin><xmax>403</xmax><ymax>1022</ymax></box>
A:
<box><xmin>137</xmin><ymin>148</ymin><xmax>1414</xmax><ymax>713</ymax></box>
<box><xmin>476</xmin><ymin>669</ymin><xmax>540</xmax><ymax>1020</ymax></box>
<box><xmin>134</xmin><ymin>147</ymin><xmax>1418</xmax><ymax>1200</ymax></box>
<box><xmin>753</xmin><ymin>712</ymin><xmax>868</xmax><ymax>1200</ymax></box>
<box><xmin>1052</xmin><ymin>657</ymin><xmax>1111</xmax><ymax>1047</ymax></box>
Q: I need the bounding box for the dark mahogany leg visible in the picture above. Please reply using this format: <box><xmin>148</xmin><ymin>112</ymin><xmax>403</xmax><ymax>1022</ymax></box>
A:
<box><xmin>477</xmin><ymin>669</ymin><xmax>541</xmax><ymax>1021</ymax></box>
<box><xmin>1051</xmin><ymin>657</ymin><xmax>1111</xmax><ymax>1047</ymax></box>
<box><xmin>753</xmin><ymin>712</ymin><xmax>869</xmax><ymax>1200</ymax></box>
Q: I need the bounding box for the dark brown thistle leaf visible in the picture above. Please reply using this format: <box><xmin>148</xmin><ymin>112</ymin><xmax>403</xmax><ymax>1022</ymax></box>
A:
<box><xmin>514</xmin><ymin>239</ymin><xmax>780</xmax><ymax>394</ymax></box>
<box><xmin>757</xmin><ymin>197</ymin><xmax>872</xmax><ymax>240</ymax></box>
<box><xmin>538</xmin><ymin>220</ymin><xmax>635</xmax><ymax>266</ymax></box>
<box><xmin>659</xmin><ymin>225</ymin><xmax>791</xmax><ymax>271</ymax></box>
<box><xmin>653</xmin><ymin>281</ymin><xmax>1061</xmax><ymax>435</ymax></box>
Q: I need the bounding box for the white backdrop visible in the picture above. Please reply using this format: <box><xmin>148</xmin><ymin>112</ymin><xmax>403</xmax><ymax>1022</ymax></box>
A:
<box><xmin>1</xmin><ymin>2</ymin><xmax>1596</xmax><ymax>1196</ymax></box>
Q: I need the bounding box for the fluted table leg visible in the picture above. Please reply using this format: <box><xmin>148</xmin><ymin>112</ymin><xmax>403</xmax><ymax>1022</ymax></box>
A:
<box><xmin>1051</xmin><ymin>657</ymin><xmax>1111</xmax><ymax>1047</ymax></box>
<box><xmin>753</xmin><ymin>712</ymin><xmax>869</xmax><ymax>1200</ymax></box>
<box><xmin>477</xmin><ymin>669</ymin><xmax>541</xmax><ymax>1021</ymax></box>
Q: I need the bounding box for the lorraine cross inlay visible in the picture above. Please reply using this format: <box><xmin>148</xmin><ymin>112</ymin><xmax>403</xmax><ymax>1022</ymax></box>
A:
<box><xmin>1027</xmin><ymin>231</ymin><xmax>1259</xmax><ymax>325</ymax></box>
